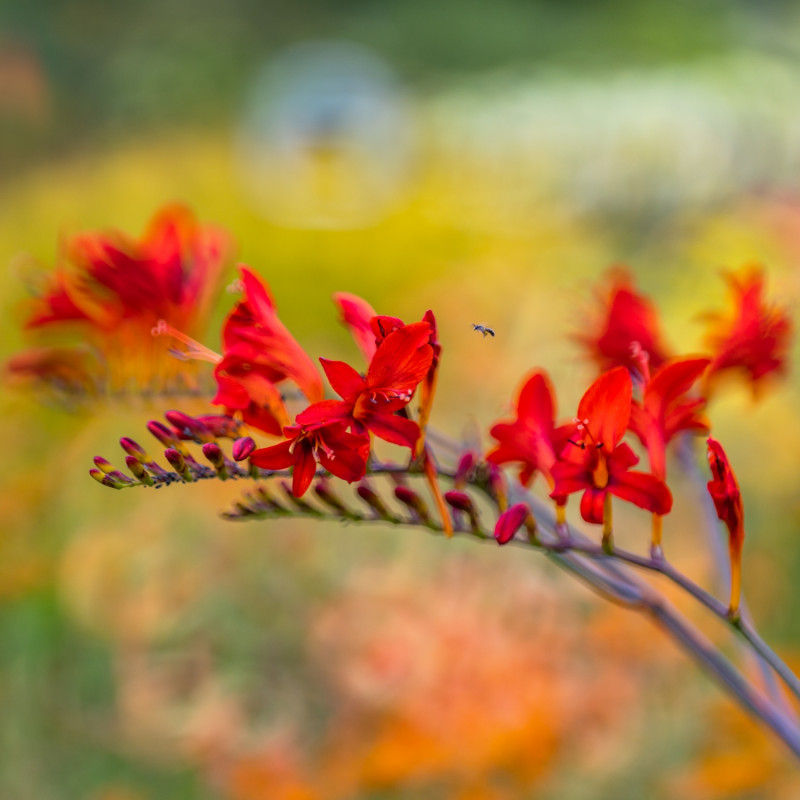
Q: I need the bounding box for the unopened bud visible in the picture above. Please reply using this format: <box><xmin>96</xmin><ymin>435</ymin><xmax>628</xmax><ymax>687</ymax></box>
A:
<box><xmin>314</xmin><ymin>479</ymin><xmax>351</xmax><ymax>516</ymax></box>
<box><xmin>232</xmin><ymin>437</ymin><xmax>256</xmax><ymax>462</ymax></box>
<box><xmin>119</xmin><ymin>437</ymin><xmax>150</xmax><ymax>462</ymax></box>
<box><xmin>165</xmin><ymin>410</ymin><xmax>215</xmax><ymax>443</ymax></box>
<box><xmin>494</xmin><ymin>503</ymin><xmax>530</xmax><ymax>545</ymax></box>
<box><xmin>125</xmin><ymin>455</ymin><xmax>155</xmax><ymax>485</ymax></box>
<box><xmin>357</xmin><ymin>481</ymin><xmax>392</xmax><ymax>519</ymax></box>
<box><xmin>394</xmin><ymin>485</ymin><xmax>430</xmax><ymax>523</ymax></box>
<box><xmin>196</xmin><ymin>414</ymin><xmax>242</xmax><ymax>439</ymax></box>
<box><xmin>202</xmin><ymin>441</ymin><xmax>228</xmax><ymax>479</ymax></box>
<box><xmin>454</xmin><ymin>452</ymin><xmax>478</xmax><ymax>489</ymax></box>
<box><xmin>93</xmin><ymin>456</ymin><xmax>115</xmax><ymax>474</ymax></box>
<box><xmin>164</xmin><ymin>447</ymin><xmax>193</xmax><ymax>481</ymax></box>
<box><xmin>147</xmin><ymin>420</ymin><xmax>187</xmax><ymax>453</ymax></box>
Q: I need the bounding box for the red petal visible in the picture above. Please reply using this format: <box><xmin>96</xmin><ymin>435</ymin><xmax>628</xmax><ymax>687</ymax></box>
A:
<box><xmin>333</xmin><ymin>292</ymin><xmax>378</xmax><ymax>362</ymax></box>
<box><xmin>317</xmin><ymin>429</ymin><xmax>370</xmax><ymax>482</ymax></box>
<box><xmin>292</xmin><ymin>440</ymin><xmax>317</xmax><ymax>497</ymax></box>
<box><xmin>607</xmin><ymin>442</ymin><xmax>639</xmax><ymax>472</ymax></box>
<box><xmin>367</xmin><ymin>321</ymin><xmax>433</xmax><ymax>395</ymax></box>
<box><xmin>249</xmin><ymin>439</ymin><xmax>295</xmax><ymax>470</ymax></box>
<box><xmin>296</xmin><ymin>399</ymin><xmax>353</xmax><ymax>428</ymax></box>
<box><xmin>609</xmin><ymin>471</ymin><xmax>673</xmax><ymax>515</ymax></box>
<box><xmin>577</xmin><ymin>367</ymin><xmax>632</xmax><ymax>450</ymax></box>
<box><xmin>645</xmin><ymin>356</ymin><xmax>710</xmax><ymax>420</ymax></box>
<box><xmin>579</xmin><ymin>489</ymin><xmax>606</xmax><ymax>524</ymax></box>
<box><xmin>365</xmin><ymin>412</ymin><xmax>421</xmax><ymax>449</ymax></box>
<box><xmin>516</xmin><ymin>371</ymin><xmax>555</xmax><ymax>427</ymax></box>
<box><xmin>320</xmin><ymin>358</ymin><xmax>366</xmax><ymax>402</ymax></box>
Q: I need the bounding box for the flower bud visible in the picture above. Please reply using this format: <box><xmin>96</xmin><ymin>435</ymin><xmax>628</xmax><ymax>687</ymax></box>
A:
<box><xmin>494</xmin><ymin>503</ymin><xmax>530</xmax><ymax>545</ymax></box>
<box><xmin>165</xmin><ymin>410</ymin><xmax>215</xmax><ymax>443</ymax></box>
<box><xmin>394</xmin><ymin>485</ymin><xmax>430</xmax><ymax>523</ymax></box>
<box><xmin>232</xmin><ymin>437</ymin><xmax>256</xmax><ymax>462</ymax></box>
<box><xmin>357</xmin><ymin>481</ymin><xmax>392</xmax><ymax>519</ymax></box>
<box><xmin>125</xmin><ymin>455</ymin><xmax>155</xmax><ymax>485</ymax></box>
<box><xmin>119</xmin><ymin>437</ymin><xmax>150</xmax><ymax>462</ymax></box>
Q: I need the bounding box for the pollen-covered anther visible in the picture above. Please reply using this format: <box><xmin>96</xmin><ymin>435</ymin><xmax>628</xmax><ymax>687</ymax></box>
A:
<box><xmin>394</xmin><ymin>485</ymin><xmax>430</xmax><ymax>524</ymax></box>
<box><xmin>232</xmin><ymin>436</ymin><xmax>256</xmax><ymax>462</ymax></box>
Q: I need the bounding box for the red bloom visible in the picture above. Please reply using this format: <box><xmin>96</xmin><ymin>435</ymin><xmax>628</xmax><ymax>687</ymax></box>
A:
<box><xmin>577</xmin><ymin>269</ymin><xmax>671</xmax><ymax>376</ymax></box>
<box><xmin>486</xmin><ymin>370</ymin><xmax>574</xmax><ymax>492</ymax></box>
<box><xmin>213</xmin><ymin>266</ymin><xmax>324</xmax><ymax>434</ymax></box>
<box><xmin>706</xmin><ymin>437</ymin><xmax>745</xmax><ymax>615</ymax></box>
<box><xmin>296</xmin><ymin>321</ymin><xmax>434</xmax><ymax>450</ymax></box>
<box><xmin>249</xmin><ymin>422</ymin><xmax>370</xmax><ymax>497</ymax></box>
<box><xmin>18</xmin><ymin>205</ymin><xmax>230</xmax><ymax>393</ymax></box>
<box><xmin>551</xmin><ymin>367</ymin><xmax>672</xmax><ymax>525</ymax></box>
<box><xmin>703</xmin><ymin>267</ymin><xmax>792</xmax><ymax>396</ymax></box>
<box><xmin>628</xmin><ymin>356</ymin><xmax>710</xmax><ymax>480</ymax></box>
<box><xmin>28</xmin><ymin>204</ymin><xmax>228</xmax><ymax>336</ymax></box>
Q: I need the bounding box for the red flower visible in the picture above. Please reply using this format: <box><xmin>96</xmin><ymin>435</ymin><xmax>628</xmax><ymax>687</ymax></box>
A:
<box><xmin>486</xmin><ymin>370</ymin><xmax>574</xmax><ymax>492</ymax></box>
<box><xmin>550</xmin><ymin>367</ymin><xmax>672</xmax><ymax>526</ymax></box>
<box><xmin>576</xmin><ymin>269</ymin><xmax>671</xmax><ymax>376</ymax></box>
<box><xmin>250</xmin><ymin>422</ymin><xmax>370</xmax><ymax>497</ymax></box>
<box><xmin>296</xmin><ymin>321</ymin><xmax>434</xmax><ymax>450</ymax></box>
<box><xmin>628</xmin><ymin>356</ymin><xmax>711</xmax><ymax>480</ymax></box>
<box><xmin>706</xmin><ymin>437</ymin><xmax>745</xmax><ymax>615</ymax></box>
<box><xmin>28</xmin><ymin>204</ymin><xmax>228</xmax><ymax>336</ymax></box>
<box><xmin>213</xmin><ymin>266</ymin><xmax>324</xmax><ymax>434</ymax></box>
<box><xmin>18</xmin><ymin>205</ymin><xmax>230</xmax><ymax>393</ymax></box>
<box><xmin>703</xmin><ymin>267</ymin><xmax>792</xmax><ymax>396</ymax></box>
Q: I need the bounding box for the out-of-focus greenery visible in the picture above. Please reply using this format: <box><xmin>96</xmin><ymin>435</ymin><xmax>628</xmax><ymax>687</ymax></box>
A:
<box><xmin>3</xmin><ymin>2</ymin><xmax>800</xmax><ymax>798</ymax></box>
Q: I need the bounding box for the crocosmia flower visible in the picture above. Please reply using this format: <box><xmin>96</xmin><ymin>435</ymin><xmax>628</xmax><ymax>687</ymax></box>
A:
<box><xmin>486</xmin><ymin>370</ymin><xmax>574</xmax><ymax>493</ymax></box>
<box><xmin>297</xmin><ymin>321</ymin><xmax>434</xmax><ymax>450</ymax></box>
<box><xmin>577</xmin><ymin>269</ymin><xmax>671</xmax><ymax>376</ymax></box>
<box><xmin>12</xmin><ymin>204</ymin><xmax>230</xmax><ymax>395</ymax></box>
<box><xmin>250</xmin><ymin>422</ymin><xmax>370</xmax><ymax>497</ymax></box>
<box><xmin>706</xmin><ymin>437</ymin><xmax>745</xmax><ymax>616</ymax></box>
<box><xmin>628</xmin><ymin>356</ymin><xmax>711</xmax><ymax>481</ymax></box>
<box><xmin>703</xmin><ymin>267</ymin><xmax>792</xmax><ymax>397</ymax></box>
<box><xmin>551</xmin><ymin>367</ymin><xmax>672</xmax><ymax>529</ymax></box>
<box><xmin>212</xmin><ymin>266</ymin><xmax>324</xmax><ymax>434</ymax></box>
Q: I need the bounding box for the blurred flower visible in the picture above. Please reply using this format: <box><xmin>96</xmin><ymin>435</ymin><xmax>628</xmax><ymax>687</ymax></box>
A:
<box><xmin>551</xmin><ymin>367</ymin><xmax>672</xmax><ymax>526</ymax></box>
<box><xmin>702</xmin><ymin>266</ymin><xmax>792</xmax><ymax>398</ymax></box>
<box><xmin>10</xmin><ymin>204</ymin><xmax>231</xmax><ymax>397</ymax></box>
<box><xmin>577</xmin><ymin>269</ymin><xmax>671</xmax><ymax>376</ymax></box>
<box><xmin>628</xmin><ymin>355</ymin><xmax>711</xmax><ymax>481</ymax></box>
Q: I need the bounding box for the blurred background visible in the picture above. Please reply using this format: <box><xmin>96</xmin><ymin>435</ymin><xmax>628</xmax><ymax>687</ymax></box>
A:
<box><xmin>3</xmin><ymin>1</ymin><xmax>800</xmax><ymax>797</ymax></box>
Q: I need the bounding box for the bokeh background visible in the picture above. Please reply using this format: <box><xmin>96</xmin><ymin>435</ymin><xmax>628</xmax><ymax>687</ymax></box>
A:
<box><xmin>3</xmin><ymin>1</ymin><xmax>800</xmax><ymax>797</ymax></box>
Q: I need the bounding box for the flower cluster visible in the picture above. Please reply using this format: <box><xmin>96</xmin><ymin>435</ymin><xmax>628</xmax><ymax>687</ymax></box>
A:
<box><xmin>7</xmin><ymin>205</ymin><xmax>780</xmax><ymax>618</ymax></box>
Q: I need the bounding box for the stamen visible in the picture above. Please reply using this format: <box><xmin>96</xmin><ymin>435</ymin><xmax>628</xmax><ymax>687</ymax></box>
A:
<box><xmin>152</xmin><ymin>320</ymin><xmax>223</xmax><ymax>365</ymax></box>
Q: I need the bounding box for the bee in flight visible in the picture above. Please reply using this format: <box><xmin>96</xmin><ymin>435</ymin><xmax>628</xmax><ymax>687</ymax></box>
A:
<box><xmin>472</xmin><ymin>323</ymin><xmax>495</xmax><ymax>338</ymax></box>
